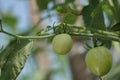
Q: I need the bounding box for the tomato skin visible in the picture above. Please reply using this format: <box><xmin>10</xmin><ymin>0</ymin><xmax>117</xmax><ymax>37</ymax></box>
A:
<box><xmin>85</xmin><ymin>46</ymin><xmax>112</xmax><ymax>76</ymax></box>
<box><xmin>52</xmin><ymin>34</ymin><xmax>73</xmax><ymax>55</ymax></box>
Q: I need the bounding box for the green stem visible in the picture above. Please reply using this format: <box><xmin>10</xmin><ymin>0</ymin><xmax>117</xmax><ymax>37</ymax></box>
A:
<box><xmin>68</xmin><ymin>24</ymin><xmax>119</xmax><ymax>37</ymax></box>
<box><xmin>0</xmin><ymin>22</ymin><xmax>120</xmax><ymax>42</ymax></box>
<box><xmin>88</xmin><ymin>28</ymin><xmax>119</xmax><ymax>37</ymax></box>
<box><xmin>2</xmin><ymin>30</ymin><xmax>18</xmax><ymax>38</ymax></box>
<box><xmin>0</xmin><ymin>19</ymin><xmax>55</xmax><ymax>39</ymax></box>
<box><xmin>1</xmin><ymin>30</ymin><xmax>55</xmax><ymax>39</ymax></box>
<box><xmin>17</xmin><ymin>34</ymin><xmax>55</xmax><ymax>39</ymax></box>
<box><xmin>0</xmin><ymin>27</ymin><xmax>120</xmax><ymax>42</ymax></box>
<box><xmin>0</xmin><ymin>19</ymin><xmax>3</xmax><ymax>31</ymax></box>
<box><xmin>70</xmin><ymin>32</ymin><xmax>120</xmax><ymax>42</ymax></box>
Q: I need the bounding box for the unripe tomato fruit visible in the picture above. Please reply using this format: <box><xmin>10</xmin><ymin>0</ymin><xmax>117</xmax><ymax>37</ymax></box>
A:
<box><xmin>85</xmin><ymin>46</ymin><xmax>112</xmax><ymax>76</ymax></box>
<box><xmin>52</xmin><ymin>34</ymin><xmax>73</xmax><ymax>55</ymax></box>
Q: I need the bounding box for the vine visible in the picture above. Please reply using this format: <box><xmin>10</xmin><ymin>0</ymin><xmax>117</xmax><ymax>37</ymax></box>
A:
<box><xmin>0</xmin><ymin>20</ymin><xmax>120</xmax><ymax>42</ymax></box>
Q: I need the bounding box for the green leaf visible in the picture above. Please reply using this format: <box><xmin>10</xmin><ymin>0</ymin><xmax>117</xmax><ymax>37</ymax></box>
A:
<box><xmin>102</xmin><ymin>40</ymin><xmax>112</xmax><ymax>49</ymax></box>
<box><xmin>82</xmin><ymin>0</ymin><xmax>106</xmax><ymax>30</ymax></box>
<box><xmin>112</xmin><ymin>0</ymin><xmax>120</xmax><ymax>22</ymax></box>
<box><xmin>0</xmin><ymin>39</ymin><xmax>33</xmax><ymax>80</ymax></box>
<box><xmin>56</xmin><ymin>4</ymin><xmax>69</xmax><ymax>14</ymax></box>
<box><xmin>102</xmin><ymin>4</ymin><xmax>113</xmax><ymax>16</ymax></box>
<box><xmin>82</xmin><ymin>0</ymin><xmax>111</xmax><ymax>48</ymax></box>
<box><xmin>62</xmin><ymin>13</ymin><xmax>77</xmax><ymax>24</ymax></box>
<box><xmin>36</xmin><ymin>0</ymin><xmax>53</xmax><ymax>11</ymax></box>
<box><xmin>0</xmin><ymin>39</ymin><xmax>18</xmax><ymax>68</ymax></box>
<box><xmin>102</xmin><ymin>0</ymin><xmax>120</xmax><ymax>23</ymax></box>
<box><xmin>111</xmin><ymin>22</ymin><xmax>120</xmax><ymax>31</ymax></box>
<box><xmin>112</xmin><ymin>0</ymin><xmax>119</xmax><ymax>9</ymax></box>
<box><xmin>56</xmin><ymin>4</ymin><xmax>81</xmax><ymax>15</ymax></box>
<box><xmin>2</xmin><ymin>13</ymin><xmax>17</xmax><ymax>29</ymax></box>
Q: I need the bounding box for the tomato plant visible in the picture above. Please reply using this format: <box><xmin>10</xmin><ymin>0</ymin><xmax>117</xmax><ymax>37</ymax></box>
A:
<box><xmin>0</xmin><ymin>0</ymin><xmax>120</xmax><ymax>80</ymax></box>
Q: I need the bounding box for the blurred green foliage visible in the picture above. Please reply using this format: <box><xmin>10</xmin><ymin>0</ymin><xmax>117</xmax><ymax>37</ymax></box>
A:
<box><xmin>62</xmin><ymin>13</ymin><xmax>77</xmax><ymax>24</ymax></box>
<box><xmin>2</xmin><ymin>13</ymin><xmax>18</xmax><ymax>30</ymax></box>
<box><xmin>36</xmin><ymin>0</ymin><xmax>55</xmax><ymax>11</ymax></box>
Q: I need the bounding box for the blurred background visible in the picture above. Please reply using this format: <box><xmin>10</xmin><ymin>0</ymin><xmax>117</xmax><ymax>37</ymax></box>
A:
<box><xmin>0</xmin><ymin>0</ymin><xmax>120</xmax><ymax>80</ymax></box>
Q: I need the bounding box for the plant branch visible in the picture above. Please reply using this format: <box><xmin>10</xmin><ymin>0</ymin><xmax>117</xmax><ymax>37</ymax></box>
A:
<box><xmin>67</xmin><ymin>24</ymin><xmax>119</xmax><ymax>37</ymax></box>
<box><xmin>70</xmin><ymin>32</ymin><xmax>120</xmax><ymax>42</ymax></box>
<box><xmin>0</xmin><ymin>22</ymin><xmax>120</xmax><ymax>42</ymax></box>
<box><xmin>1</xmin><ymin>30</ymin><xmax>55</xmax><ymax>39</ymax></box>
<box><xmin>1</xmin><ymin>30</ymin><xmax>18</xmax><ymax>38</ymax></box>
<box><xmin>17</xmin><ymin>34</ymin><xmax>55</xmax><ymax>39</ymax></box>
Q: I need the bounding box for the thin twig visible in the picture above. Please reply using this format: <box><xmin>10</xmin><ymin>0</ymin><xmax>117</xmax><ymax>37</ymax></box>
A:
<box><xmin>1</xmin><ymin>30</ymin><xmax>18</xmax><ymax>38</ymax></box>
<box><xmin>0</xmin><ymin>19</ymin><xmax>3</xmax><ymax>31</ymax></box>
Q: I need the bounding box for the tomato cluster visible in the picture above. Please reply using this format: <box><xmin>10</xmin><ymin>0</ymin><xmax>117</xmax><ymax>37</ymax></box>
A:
<box><xmin>52</xmin><ymin>33</ymin><xmax>112</xmax><ymax>77</ymax></box>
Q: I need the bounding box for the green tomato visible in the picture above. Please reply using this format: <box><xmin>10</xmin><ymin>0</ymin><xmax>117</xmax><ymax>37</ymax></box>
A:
<box><xmin>52</xmin><ymin>34</ymin><xmax>73</xmax><ymax>55</ymax></box>
<box><xmin>85</xmin><ymin>46</ymin><xmax>112</xmax><ymax>76</ymax></box>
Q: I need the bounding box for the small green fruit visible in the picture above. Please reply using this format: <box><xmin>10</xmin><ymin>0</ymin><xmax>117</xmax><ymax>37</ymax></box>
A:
<box><xmin>52</xmin><ymin>34</ymin><xmax>72</xmax><ymax>55</ymax></box>
<box><xmin>85</xmin><ymin>46</ymin><xmax>112</xmax><ymax>76</ymax></box>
